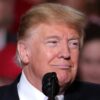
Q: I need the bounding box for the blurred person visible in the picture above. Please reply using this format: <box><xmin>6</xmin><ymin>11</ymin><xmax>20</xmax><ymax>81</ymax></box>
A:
<box><xmin>78</xmin><ymin>23</ymin><xmax>100</xmax><ymax>84</ymax></box>
<box><xmin>0</xmin><ymin>0</ymin><xmax>14</xmax><ymax>51</ymax></box>
<box><xmin>86</xmin><ymin>0</ymin><xmax>100</xmax><ymax>26</ymax></box>
<box><xmin>0</xmin><ymin>3</ymin><xmax>86</xmax><ymax>100</ymax></box>
<box><xmin>0</xmin><ymin>0</ymin><xmax>21</xmax><ymax>86</ymax></box>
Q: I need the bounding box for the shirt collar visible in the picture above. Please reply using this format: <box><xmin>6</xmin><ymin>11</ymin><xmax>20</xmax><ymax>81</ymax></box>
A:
<box><xmin>17</xmin><ymin>72</ymin><xmax>64</xmax><ymax>100</ymax></box>
<box><xmin>17</xmin><ymin>72</ymin><xmax>47</xmax><ymax>100</ymax></box>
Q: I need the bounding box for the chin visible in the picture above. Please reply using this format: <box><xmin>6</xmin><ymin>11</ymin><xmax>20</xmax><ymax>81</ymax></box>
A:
<box><xmin>60</xmin><ymin>77</ymin><xmax>72</xmax><ymax>86</ymax></box>
<box><xmin>57</xmin><ymin>72</ymin><xmax>72</xmax><ymax>86</ymax></box>
<box><xmin>58</xmin><ymin>78</ymin><xmax>73</xmax><ymax>93</ymax></box>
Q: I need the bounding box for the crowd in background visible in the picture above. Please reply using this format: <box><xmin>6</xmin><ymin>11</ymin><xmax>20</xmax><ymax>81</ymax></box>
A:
<box><xmin>0</xmin><ymin>0</ymin><xmax>100</xmax><ymax>86</ymax></box>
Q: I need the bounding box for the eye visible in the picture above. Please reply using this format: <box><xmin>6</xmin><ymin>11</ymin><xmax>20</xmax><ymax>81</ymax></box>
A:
<box><xmin>46</xmin><ymin>40</ymin><xmax>58</xmax><ymax>47</ymax></box>
<box><xmin>68</xmin><ymin>39</ymin><xmax>79</xmax><ymax>49</ymax></box>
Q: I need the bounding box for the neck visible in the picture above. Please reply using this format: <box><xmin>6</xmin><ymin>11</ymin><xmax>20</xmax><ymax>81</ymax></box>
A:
<box><xmin>23</xmin><ymin>67</ymin><xmax>42</xmax><ymax>92</ymax></box>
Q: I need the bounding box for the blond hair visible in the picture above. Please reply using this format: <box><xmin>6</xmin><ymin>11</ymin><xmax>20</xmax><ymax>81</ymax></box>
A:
<box><xmin>17</xmin><ymin>3</ymin><xmax>86</xmax><ymax>41</ymax></box>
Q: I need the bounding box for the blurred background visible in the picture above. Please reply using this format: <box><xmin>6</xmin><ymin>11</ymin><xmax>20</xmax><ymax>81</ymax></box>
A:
<box><xmin>0</xmin><ymin>0</ymin><xmax>100</xmax><ymax>86</ymax></box>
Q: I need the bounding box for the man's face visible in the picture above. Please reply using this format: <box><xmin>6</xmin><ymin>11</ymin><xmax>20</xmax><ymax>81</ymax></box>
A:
<box><xmin>24</xmin><ymin>23</ymin><xmax>80</xmax><ymax>90</ymax></box>
<box><xmin>0</xmin><ymin>0</ymin><xmax>14</xmax><ymax>27</ymax></box>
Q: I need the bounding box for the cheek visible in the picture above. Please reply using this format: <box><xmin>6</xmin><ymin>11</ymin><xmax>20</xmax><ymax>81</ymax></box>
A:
<box><xmin>41</xmin><ymin>46</ymin><xmax>59</xmax><ymax>64</ymax></box>
<box><xmin>71</xmin><ymin>50</ymin><xmax>79</xmax><ymax>66</ymax></box>
<box><xmin>70</xmin><ymin>50</ymin><xmax>79</xmax><ymax>78</ymax></box>
<box><xmin>30</xmin><ymin>47</ymin><xmax>53</xmax><ymax>71</ymax></box>
<box><xmin>46</xmin><ymin>51</ymin><xmax>58</xmax><ymax>63</ymax></box>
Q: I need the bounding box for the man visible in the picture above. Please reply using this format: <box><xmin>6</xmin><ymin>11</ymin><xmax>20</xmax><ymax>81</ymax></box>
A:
<box><xmin>0</xmin><ymin>3</ymin><xmax>86</xmax><ymax>100</ymax></box>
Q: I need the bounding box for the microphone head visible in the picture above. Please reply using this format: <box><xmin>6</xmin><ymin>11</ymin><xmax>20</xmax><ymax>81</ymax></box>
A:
<box><xmin>42</xmin><ymin>72</ymin><xmax>60</xmax><ymax>98</ymax></box>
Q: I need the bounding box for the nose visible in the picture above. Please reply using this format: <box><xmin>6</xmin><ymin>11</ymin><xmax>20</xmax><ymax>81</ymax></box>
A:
<box><xmin>58</xmin><ymin>44</ymin><xmax>71</xmax><ymax>60</ymax></box>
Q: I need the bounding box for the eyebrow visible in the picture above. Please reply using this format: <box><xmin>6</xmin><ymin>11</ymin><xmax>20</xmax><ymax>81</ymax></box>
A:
<box><xmin>45</xmin><ymin>35</ymin><xmax>80</xmax><ymax>41</ymax></box>
<box><xmin>45</xmin><ymin>36</ymin><xmax>61</xmax><ymax>40</ymax></box>
<box><xmin>68</xmin><ymin>37</ymin><xmax>80</xmax><ymax>41</ymax></box>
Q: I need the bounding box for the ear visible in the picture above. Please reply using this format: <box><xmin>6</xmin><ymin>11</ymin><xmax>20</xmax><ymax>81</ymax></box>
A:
<box><xmin>17</xmin><ymin>41</ymin><xmax>30</xmax><ymax>64</ymax></box>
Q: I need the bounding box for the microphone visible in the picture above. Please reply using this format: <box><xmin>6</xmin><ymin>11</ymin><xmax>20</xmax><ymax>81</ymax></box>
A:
<box><xmin>42</xmin><ymin>72</ymin><xmax>60</xmax><ymax>100</ymax></box>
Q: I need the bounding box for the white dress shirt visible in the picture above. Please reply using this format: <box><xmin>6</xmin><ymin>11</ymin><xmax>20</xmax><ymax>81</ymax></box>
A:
<box><xmin>17</xmin><ymin>72</ymin><xmax>64</xmax><ymax>100</ymax></box>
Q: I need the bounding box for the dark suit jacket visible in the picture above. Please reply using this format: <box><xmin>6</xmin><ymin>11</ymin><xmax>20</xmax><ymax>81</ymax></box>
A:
<box><xmin>64</xmin><ymin>81</ymin><xmax>100</xmax><ymax>100</ymax></box>
<box><xmin>0</xmin><ymin>75</ymin><xmax>20</xmax><ymax>100</ymax></box>
<box><xmin>1</xmin><ymin>75</ymin><xmax>100</xmax><ymax>100</ymax></box>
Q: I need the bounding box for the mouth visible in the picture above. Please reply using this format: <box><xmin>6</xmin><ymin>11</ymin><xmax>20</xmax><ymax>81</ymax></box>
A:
<box><xmin>51</xmin><ymin>64</ymin><xmax>72</xmax><ymax>69</ymax></box>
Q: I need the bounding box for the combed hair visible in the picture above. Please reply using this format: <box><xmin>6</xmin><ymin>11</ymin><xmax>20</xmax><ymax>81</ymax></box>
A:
<box><xmin>17</xmin><ymin>3</ymin><xmax>86</xmax><ymax>41</ymax></box>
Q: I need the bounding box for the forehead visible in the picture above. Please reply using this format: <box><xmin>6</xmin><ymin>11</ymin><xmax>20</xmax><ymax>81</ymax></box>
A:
<box><xmin>82</xmin><ymin>40</ymin><xmax>100</xmax><ymax>59</ymax></box>
<box><xmin>28</xmin><ymin>23</ymin><xmax>80</xmax><ymax>40</ymax></box>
